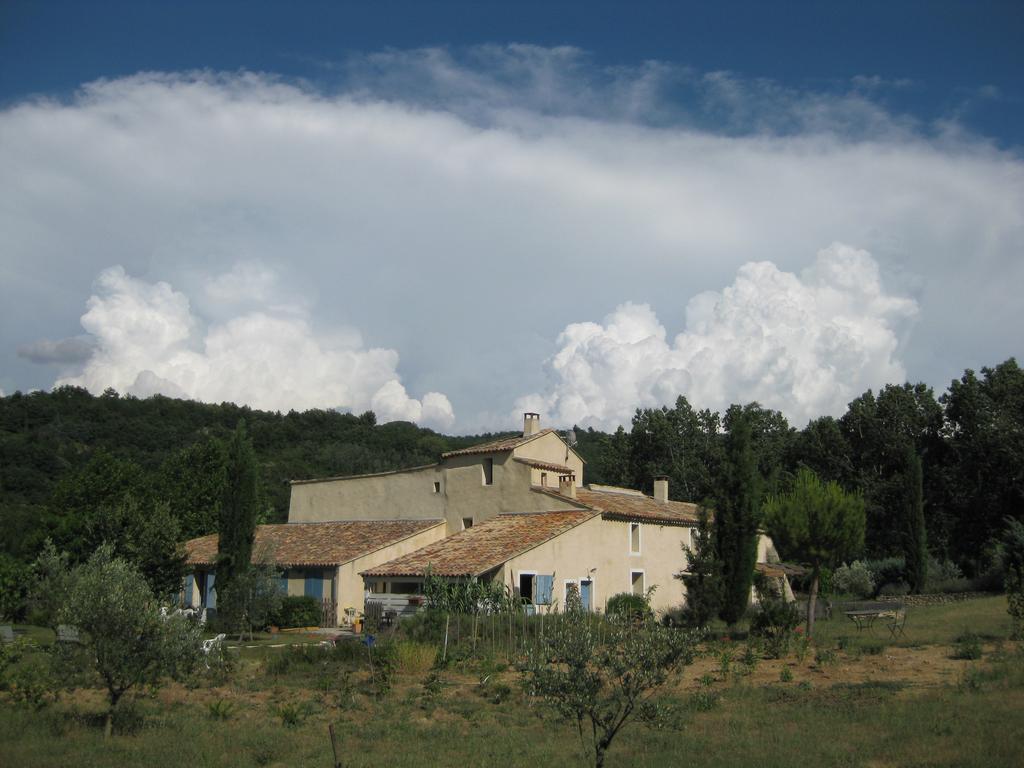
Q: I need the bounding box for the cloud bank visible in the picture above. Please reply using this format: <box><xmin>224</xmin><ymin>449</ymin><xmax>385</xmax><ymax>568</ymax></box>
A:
<box><xmin>1</xmin><ymin>46</ymin><xmax>1022</xmax><ymax>430</ymax></box>
<box><xmin>517</xmin><ymin>244</ymin><xmax>917</xmax><ymax>429</ymax></box>
<box><xmin>56</xmin><ymin>266</ymin><xmax>454</xmax><ymax>430</ymax></box>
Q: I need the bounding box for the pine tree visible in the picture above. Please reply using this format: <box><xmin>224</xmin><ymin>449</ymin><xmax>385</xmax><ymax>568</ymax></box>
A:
<box><xmin>903</xmin><ymin>446</ymin><xmax>928</xmax><ymax>593</ymax></box>
<box><xmin>763</xmin><ymin>469</ymin><xmax>866</xmax><ymax>637</ymax></box>
<box><xmin>715</xmin><ymin>408</ymin><xmax>763</xmax><ymax>625</ymax></box>
<box><xmin>215</xmin><ymin>419</ymin><xmax>259</xmax><ymax>621</ymax></box>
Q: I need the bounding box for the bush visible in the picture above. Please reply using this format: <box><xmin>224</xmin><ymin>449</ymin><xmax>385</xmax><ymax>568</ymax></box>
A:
<box><xmin>832</xmin><ymin>561</ymin><xmax>875</xmax><ymax>598</ymax></box>
<box><xmin>272</xmin><ymin>596</ymin><xmax>321</xmax><ymax>629</ymax></box>
<box><xmin>952</xmin><ymin>632</ymin><xmax>983</xmax><ymax>660</ymax></box>
<box><xmin>749</xmin><ymin>578</ymin><xmax>801</xmax><ymax>659</ymax></box>
<box><xmin>606</xmin><ymin>592</ymin><xmax>653</xmax><ymax>622</ymax></box>
<box><xmin>394</xmin><ymin>641</ymin><xmax>437</xmax><ymax>675</ymax></box>
<box><xmin>863</xmin><ymin>557</ymin><xmax>905</xmax><ymax>597</ymax></box>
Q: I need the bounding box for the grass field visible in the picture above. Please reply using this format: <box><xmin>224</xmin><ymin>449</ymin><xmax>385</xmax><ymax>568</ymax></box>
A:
<box><xmin>2</xmin><ymin>596</ymin><xmax>1022</xmax><ymax>768</ymax></box>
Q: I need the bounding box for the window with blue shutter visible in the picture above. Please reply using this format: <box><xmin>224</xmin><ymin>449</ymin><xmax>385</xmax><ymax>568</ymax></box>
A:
<box><xmin>535</xmin><ymin>574</ymin><xmax>554</xmax><ymax>605</ymax></box>
<box><xmin>304</xmin><ymin>570</ymin><xmax>323</xmax><ymax>600</ymax></box>
<box><xmin>206</xmin><ymin>572</ymin><xmax>217</xmax><ymax>609</ymax></box>
<box><xmin>184</xmin><ymin>574</ymin><xmax>194</xmax><ymax>607</ymax></box>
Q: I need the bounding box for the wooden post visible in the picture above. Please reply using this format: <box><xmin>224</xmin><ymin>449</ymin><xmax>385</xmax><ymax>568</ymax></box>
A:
<box><xmin>329</xmin><ymin>723</ymin><xmax>342</xmax><ymax>768</ymax></box>
<box><xmin>442</xmin><ymin>613</ymin><xmax>450</xmax><ymax>663</ymax></box>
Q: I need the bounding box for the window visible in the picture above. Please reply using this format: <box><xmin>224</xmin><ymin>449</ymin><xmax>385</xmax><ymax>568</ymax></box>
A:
<box><xmin>630</xmin><ymin>523</ymin><xmax>641</xmax><ymax>554</ymax></box>
<box><xmin>391</xmin><ymin>581</ymin><xmax>422</xmax><ymax>594</ymax></box>
<box><xmin>541</xmin><ymin>472</ymin><xmax>548</xmax><ymax>487</ymax></box>
<box><xmin>482</xmin><ymin>458</ymin><xmax>493</xmax><ymax>485</ymax></box>
<box><xmin>462</xmin><ymin>517</ymin><xmax>473</xmax><ymax>530</ymax></box>
<box><xmin>518</xmin><ymin>573</ymin><xmax>536</xmax><ymax>604</ymax></box>
<box><xmin>433</xmin><ymin>481</ymin><xmax>441</xmax><ymax>493</ymax></box>
<box><xmin>631</xmin><ymin>570</ymin><xmax>645</xmax><ymax>597</ymax></box>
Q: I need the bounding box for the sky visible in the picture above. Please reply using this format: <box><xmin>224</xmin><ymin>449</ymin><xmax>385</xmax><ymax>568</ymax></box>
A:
<box><xmin>1</xmin><ymin>1</ymin><xmax>1022</xmax><ymax>433</ymax></box>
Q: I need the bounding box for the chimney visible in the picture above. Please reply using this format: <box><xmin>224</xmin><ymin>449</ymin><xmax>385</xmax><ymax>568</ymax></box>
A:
<box><xmin>523</xmin><ymin>412</ymin><xmax>541</xmax><ymax>437</ymax></box>
<box><xmin>559</xmin><ymin>473</ymin><xmax>577</xmax><ymax>499</ymax></box>
<box><xmin>653</xmin><ymin>475</ymin><xmax>669</xmax><ymax>503</ymax></box>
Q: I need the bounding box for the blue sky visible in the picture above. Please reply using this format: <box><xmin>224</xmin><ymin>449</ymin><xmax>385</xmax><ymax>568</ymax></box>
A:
<box><xmin>3</xmin><ymin>1</ymin><xmax>1020</xmax><ymax>143</ymax></box>
<box><xmin>1</xmin><ymin>2</ymin><xmax>1022</xmax><ymax>432</ymax></box>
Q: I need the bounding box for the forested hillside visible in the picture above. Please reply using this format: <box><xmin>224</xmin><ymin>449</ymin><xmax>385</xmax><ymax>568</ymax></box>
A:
<box><xmin>0</xmin><ymin>387</ymin><xmax>507</xmax><ymax>561</ymax></box>
<box><xmin>1</xmin><ymin>358</ymin><xmax>1021</xmax><ymax>584</ymax></box>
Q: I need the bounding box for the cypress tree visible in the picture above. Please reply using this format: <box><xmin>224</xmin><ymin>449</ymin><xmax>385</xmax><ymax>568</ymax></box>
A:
<box><xmin>903</xmin><ymin>446</ymin><xmax>928</xmax><ymax>593</ymax></box>
<box><xmin>216</xmin><ymin>419</ymin><xmax>259</xmax><ymax>618</ymax></box>
<box><xmin>715</xmin><ymin>409</ymin><xmax>763</xmax><ymax>625</ymax></box>
<box><xmin>678</xmin><ymin>505</ymin><xmax>723</xmax><ymax>627</ymax></box>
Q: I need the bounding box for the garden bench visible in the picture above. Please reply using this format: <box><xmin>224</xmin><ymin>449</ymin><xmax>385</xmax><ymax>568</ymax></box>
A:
<box><xmin>56</xmin><ymin>624</ymin><xmax>81</xmax><ymax>643</ymax></box>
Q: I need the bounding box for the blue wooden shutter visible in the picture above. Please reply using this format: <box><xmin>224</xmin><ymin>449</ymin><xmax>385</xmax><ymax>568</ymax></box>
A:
<box><xmin>278</xmin><ymin>575</ymin><xmax>289</xmax><ymax>594</ymax></box>
<box><xmin>304</xmin><ymin>571</ymin><xmax>323</xmax><ymax>600</ymax></box>
<box><xmin>580</xmin><ymin>580</ymin><xmax>592</xmax><ymax>611</ymax></box>
<box><xmin>206</xmin><ymin>572</ymin><xmax>217</xmax><ymax>609</ymax></box>
<box><xmin>184</xmin><ymin>574</ymin><xmax>194</xmax><ymax>607</ymax></box>
<box><xmin>535</xmin><ymin>575</ymin><xmax>554</xmax><ymax>605</ymax></box>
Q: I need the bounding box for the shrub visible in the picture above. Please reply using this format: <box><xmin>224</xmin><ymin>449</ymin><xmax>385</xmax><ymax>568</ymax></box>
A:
<box><xmin>207</xmin><ymin>699</ymin><xmax>235</xmax><ymax>720</ymax></box>
<box><xmin>274</xmin><ymin>701</ymin><xmax>304</xmax><ymax>727</ymax></box>
<box><xmin>879</xmin><ymin>581</ymin><xmax>910</xmax><ymax>597</ymax></box>
<box><xmin>832</xmin><ymin>561</ymin><xmax>875</xmax><ymax>598</ymax></box>
<box><xmin>394</xmin><ymin>641</ymin><xmax>437</xmax><ymax>675</ymax></box>
<box><xmin>606</xmin><ymin>592</ymin><xmax>652</xmax><ymax>622</ymax></box>
<box><xmin>814</xmin><ymin>647</ymin><xmax>837</xmax><ymax>667</ymax></box>
<box><xmin>952</xmin><ymin>632</ymin><xmax>983</xmax><ymax>661</ymax></box>
<box><xmin>779</xmin><ymin>667</ymin><xmax>793</xmax><ymax>683</ymax></box>
<box><xmin>749</xmin><ymin>590</ymin><xmax>801</xmax><ymax>659</ymax></box>
<box><xmin>272</xmin><ymin>596</ymin><xmax>321</xmax><ymax>629</ymax></box>
<box><xmin>863</xmin><ymin>557</ymin><xmax>905</xmax><ymax>597</ymax></box>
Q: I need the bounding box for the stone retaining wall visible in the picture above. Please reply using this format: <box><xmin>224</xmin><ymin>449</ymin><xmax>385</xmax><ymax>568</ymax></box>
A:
<box><xmin>876</xmin><ymin>591</ymin><xmax>998</xmax><ymax>606</ymax></box>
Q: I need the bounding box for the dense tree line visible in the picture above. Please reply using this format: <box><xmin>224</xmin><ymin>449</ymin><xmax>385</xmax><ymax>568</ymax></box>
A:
<box><xmin>573</xmin><ymin>358</ymin><xmax>1023</xmax><ymax>578</ymax></box>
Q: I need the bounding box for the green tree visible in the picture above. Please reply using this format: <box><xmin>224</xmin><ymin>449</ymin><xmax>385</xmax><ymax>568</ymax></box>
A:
<box><xmin>1002</xmin><ymin>516</ymin><xmax>1024</xmax><ymax>640</ymax></box>
<box><xmin>763</xmin><ymin>469</ymin><xmax>866</xmax><ymax>637</ymax></box>
<box><xmin>80</xmin><ymin>495</ymin><xmax>186</xmax><ymax>601</ymax></box>
<box><xmin>0</xmin><ymin>553</ymin><xmax>30</xmax><ymax>621</ymax></box>
<box><xmin>156</xmin><ymin>439</ymin><xmax>227</xmax><ymax>539</ymax></box>
<box><xmin>522</xmin><ymin>611</ymin><xmax>699</xmax><ymax>768</ymax></box>
<box><xmin>35</xmin><ymin>544</ymin><xmax>201</xmax><ymax>737</ymax></box>
<box><xmin>715</xmin><ymin>408</ymin><xmax>763</xmax><ymax>625</ymax></box>
<box><xmin>940</xmin><ymin>360</ymin><xmax>1024</xmax><ymax>571</ymax></box>
<box><xmin>902</xmin><ymin>447</ymin><xmax>928</xmax><ymax>593</ymax></box>
<box><xmin>218</xmin><ymin>546</ymin><xmax>282</xmax><ymax>641</ymax></box>
<box><xmin>215</xmin><ymin>420</ymin><xmax>260</xmax><ymax>619</ymax></box>
<box><xmin>676</xmin><ymin>506</ymin><xmax>722</xmax><ymax>627</ymax></box>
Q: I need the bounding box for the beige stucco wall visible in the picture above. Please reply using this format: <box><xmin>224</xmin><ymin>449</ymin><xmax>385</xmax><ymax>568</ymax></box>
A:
<box><xmin>288</xmin><ymin>465</ymin><xmax>445</xmax><ymax>523</ymax></box>
<box><xmin>338</xmin><ymin>522</ymin><xmax>447</xmax><ymax>625</ymax></box>
<box><xmin>289</xmin><ymin>449</ymin><xmax>582</xmax><ymax>534</ymax></box>
<box><xmin>511</xmin><ymin>431</ymin><xmax>586</xmax><ymax>484</ymax></box>
<box><xmin>501</xmin><ymin>515</ymin><xmax>693</xmax><ymax>615</ymax></box>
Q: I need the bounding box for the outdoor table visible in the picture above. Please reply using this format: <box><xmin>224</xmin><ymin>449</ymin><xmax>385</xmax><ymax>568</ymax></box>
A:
<box><xmin>844</xmin><ymin>608</ymin><xmax>892</xmax><ymax>631</ymax></box>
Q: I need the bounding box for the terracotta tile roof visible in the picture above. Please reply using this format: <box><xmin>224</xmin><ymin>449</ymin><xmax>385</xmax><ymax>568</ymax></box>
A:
<box><xmin>513</xmin><ymin>457</ymin><xmax>575</xmax><ymax>474</ymax></box>
<box><xmin>361</xmin><ymin>510</ymin><xmax>598</xmax><ymax>577</ymax></box>
<box><xmin>440</xmin><ymin>429</ymin><xmax>557</xmax><ymax>457</ymax></box>
<box><xmin>185</xmin><ymin>519</ymin><xmax>444</xmax><ymax>568</ymax></box>
<box><xmin>575</xmin><ymin>487</ymin><xmax>702</xmax><ymax>526</ymax></box>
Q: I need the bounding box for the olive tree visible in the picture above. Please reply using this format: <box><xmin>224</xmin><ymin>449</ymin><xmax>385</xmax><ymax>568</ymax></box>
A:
<box><xmin>763</xmin><ymin>469</ymin><xmax>865</xmax><ymax>637</ymax></box>
<box><xmin>522</xmin><ymin>611</ymin><xmax>699</xmax><ymax>768</ymax></box>
<box><xmin>35</xmin><ymin>543</ymin><xmax>202</xmax><ymax>737</ymax></box>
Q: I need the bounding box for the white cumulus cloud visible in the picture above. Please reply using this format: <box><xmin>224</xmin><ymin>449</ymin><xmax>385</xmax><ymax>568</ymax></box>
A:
<box><xmin>57</xmin><ymin>266</ymin><xmax>454</xmax><ymax>430</ymax></box>
<box><xmin>517</xmin><ymin>244</ymin><xmax>917</xmax><ymax>429</ymax></box>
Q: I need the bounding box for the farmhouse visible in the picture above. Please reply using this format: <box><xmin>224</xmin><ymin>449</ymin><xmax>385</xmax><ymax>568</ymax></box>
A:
<box><xmin>183</xmin><ymin>413</ymin><xmax>782</xmax><ymax>625</ymax></box>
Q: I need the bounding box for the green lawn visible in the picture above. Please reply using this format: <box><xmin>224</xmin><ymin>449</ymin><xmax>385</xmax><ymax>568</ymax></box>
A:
<box><xmin>2</xmin><ymin>597</ymin><xmax>1022</xmax><ymax>768</ymax></box>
